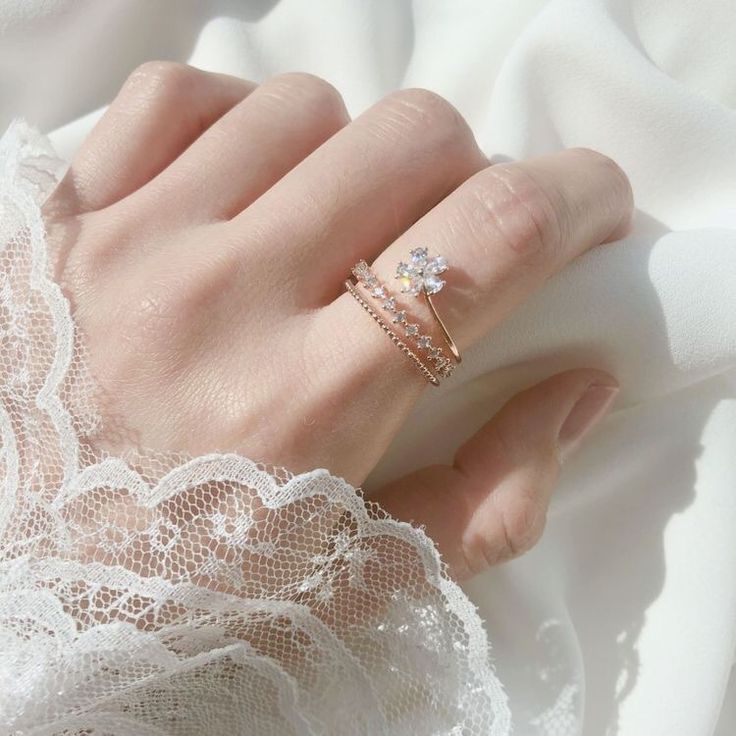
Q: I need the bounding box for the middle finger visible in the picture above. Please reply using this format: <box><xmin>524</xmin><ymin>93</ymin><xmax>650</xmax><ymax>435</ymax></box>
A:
<box><xmin>228</xmin><ymin>88</ymin><xmax>488</xmax><ymax>304</ymax></box>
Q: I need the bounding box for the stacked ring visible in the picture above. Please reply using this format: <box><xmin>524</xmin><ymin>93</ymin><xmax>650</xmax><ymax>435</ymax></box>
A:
<box><xmin>343</xmin><ymin>279</ymin><xmax>440</xmax><ymax>386</ymax></box>
<box><xmin>346</xmin><ymin>250</ymin><xmax>461</xmax><ymax>386</ymax></box>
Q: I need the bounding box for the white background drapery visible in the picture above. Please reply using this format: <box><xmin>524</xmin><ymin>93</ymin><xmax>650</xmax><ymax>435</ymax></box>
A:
<box><xmin>1</xmin><ymin>1</ymin><xmax>735</xmax><ymax>734</ymax></box>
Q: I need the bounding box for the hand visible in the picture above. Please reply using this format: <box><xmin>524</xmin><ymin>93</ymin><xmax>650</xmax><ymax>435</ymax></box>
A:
<box><xmin>43</xmin><ymin>63</ymin><xmax>633</xmax><ymax>579</ymax></box>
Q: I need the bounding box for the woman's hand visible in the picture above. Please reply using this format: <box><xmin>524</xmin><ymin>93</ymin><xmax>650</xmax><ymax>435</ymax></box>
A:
<box><xmin>42</xmin><ymin>63</ymin><xmax>633</xmax><ymax>579</ymax></box>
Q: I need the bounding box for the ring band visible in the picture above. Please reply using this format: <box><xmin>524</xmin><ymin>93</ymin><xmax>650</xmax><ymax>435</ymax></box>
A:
<box><xmin>350</xmin><ymin>260</ymin><xmax>456</xmax><ymax>380</ymax></box>
<box><xmin>344</xmin><ymin>279</ymin><xmax>440</xmax><ymax>386</ymax></box>
<box><xmin>423</xmin><ymin>290</ymin><xmax>462</xmax><ymax>365</ymax></box>
<box><xmin>353</xmin><ymin>261</ymin><xmax>456</xmax><ymax>378</ymax></box>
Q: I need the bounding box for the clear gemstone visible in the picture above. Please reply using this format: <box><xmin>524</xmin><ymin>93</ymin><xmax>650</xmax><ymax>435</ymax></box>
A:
<box><xmin>426</xmin><ymin>255</ymin><xmax>448</xmax><ymax>275</ymax></box>
<box><xmin>396</xmin><ymin>261</ymin><xmax>413</xmax><ymax>279</ymax></box>
<box><xmin>423</xmin><ymin>275</ymin><xmax>446</xmax><ymax>295</ymax></box>
<box><xmin>370</xmin><ymin>285</ymin><xmax>386</xmax><ymax>298</ymax></box>
<box><xmin>382</xmin><ymin>297</ymin><xmax>397</xmax><ymax>311</ymax></box>
<box><xmin>392</xmin><ymin>310</ymin><xmax>407</xmax><ymax>324</ymax></box>
<box><xmin>400</xmin><ymin>276</ymin><xmax>424</xmax><ymax>295</ymax></box>
<box><xmin>429</xmin><ymin>346</ymin><xmax>442</xmax><ymax>358</ymax></box>
<box><xmin>352</xmin><ymin>261</ymin><xmax>371</xmax><ymax>280</ymax></box>
<box><xmin>417</xmin><ymin>335</ymin><xmax>432</xmax><ymax>349</ymax></box>
<box><xmin>410</xmin><ymin>247</ymin><xmax>428</xmax><ymax>266</ymax></box>
<box><xmin>405</xmin><ymin>323</ymin><xmax>419</xmax><ymax>337</ymax></box>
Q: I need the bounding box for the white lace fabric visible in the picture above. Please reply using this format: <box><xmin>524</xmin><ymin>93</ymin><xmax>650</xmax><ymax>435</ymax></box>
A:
<box><xmin>0</xmin><ymin>119</ymin><xmax>510</xmax><ymax>736</ymax></box>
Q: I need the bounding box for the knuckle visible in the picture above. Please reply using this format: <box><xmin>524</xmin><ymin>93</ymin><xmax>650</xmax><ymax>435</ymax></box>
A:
<box><xmin>495</xmin><ymin>487</ymin><xmax>546</xmax><ymax>560</ymax></box>
<box><xmin>122</xmin><ymin>60</ymin><xmax>195</xmax><ymax>103</ymax></box>
<box><xmin>125</xmin><ymin>255</ymin><xmax>239</xmax><ymax>344</ymax></box>
<box><xmin>56</xmin><ymin>215</ymin><xmax>128</xmax><ymax>298</ymax></box>
<box><xmin>57</xmin><ymin>247</ymin><xmax>97</xmax><ymax>305</ymax></box>
<box><xmin>460</xmin><ymin>419</ymin><xmax>553</xmax><ymax>567</ymax></box>
<box><xmin>571</xmin><ymin>147</ymin><xmax>633</xmax><ymax>203</ymax></box>
<box><xmin>464</xmin><ymin>165</ymin><xmax>566</xmax><ymax>262</ymax></box>
<box><xmin>602</xmin><ymin>151</ymin><xmax>634</xmax><ymax>205</ymax></box>
<box><xmin>571</xmin><ymin>146</ymin><xmax>623</xmax><ymax>177</ymax></box>
<box><xmin>126</xmin><ymin>283</ymin><xmax>186</xmax><ymax>342</ymax></box>
<box><xmin>265</xmin><ymin>72</ymin><xmax>347</xmax><ymax>121</ymax></box>
<box><xmin>461</xmin><ymin>484</ymin><xmax>547</xmax><ymax>574</ymax></box>
<box><xmin>268</xmin><ymin>71</ymin><xmax>337</xmax><ymax>98</ymax></box>
<box><xmin>378</xmin><ymin>87</ymin><xmax>474</xmax><ymax>145</ymax></box>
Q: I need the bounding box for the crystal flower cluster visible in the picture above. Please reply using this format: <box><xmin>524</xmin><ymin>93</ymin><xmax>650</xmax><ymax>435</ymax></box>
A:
<box><xmin>395</xmin><ymin>247</ymin><xmax>448</xmax><ymax>296</ymax></box>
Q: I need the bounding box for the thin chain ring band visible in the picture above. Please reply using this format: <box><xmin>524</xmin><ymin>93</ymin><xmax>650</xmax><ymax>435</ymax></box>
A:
<box><xmin>395</xmin><ymin>247</ymin><xmax>462</xmax><ymax>365</ymax></box>
<box><xmin>351</xmin><ymin>260</ymin><xmax>456</xmax><ymax>379</ymax></box>
<box><xmin>344</xmin><ymin>279</ymin><xmax>440</xmax><ymax>385</ymax></box>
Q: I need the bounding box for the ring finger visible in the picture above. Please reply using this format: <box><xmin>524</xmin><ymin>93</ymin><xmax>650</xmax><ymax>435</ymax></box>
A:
<box><xmin>331</xmin><ymin>147</ymin><xmax>633</xmax><ymax>378</ymax></box>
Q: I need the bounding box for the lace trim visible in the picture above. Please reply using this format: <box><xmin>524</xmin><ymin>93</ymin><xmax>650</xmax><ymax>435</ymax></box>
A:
<box><xmin>0</xmin><ymin>119</ymin><xmax>510</xmax><ymax>735</ymax></box>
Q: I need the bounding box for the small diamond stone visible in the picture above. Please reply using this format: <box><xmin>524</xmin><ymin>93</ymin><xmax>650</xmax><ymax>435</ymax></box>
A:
<box><xmin>429</xmin><ymin>346</ymin><xmax>442</xmax><ymax>358</ymax></box>
<box><xmin>382</xmin><ymin>297</ymin><xmax>397</xmax><ymax>311</ymax></box>
<box><xmin>352</xmin><ymin>261</ymin><xmax>371</xmax><ymax>280</ymax></box>
<box><xmin>417</xmin><ymin>335</ymin><xmax>432</xmax><ymax>349</ymax></box>
<box><xmin>426</xmin><ymin>255</ymin><xmax>448</xmax><ymax>275</ymax></box>
<box><xmin>405</xmin><ymin>323</ymin><xmax>419</xmax><ymax>337</ymax></box>
<box><xmin>370</xmin><ymin>285</ymin><xmax>386</xmax><ymax>298</ymax></box>
<box><xmin>423</xmin><ymin>274</ymin><xmax>446</xmax><ymax>295</ymax></box>
<box><xmin>396</xmin><ymin>261</ymin><xmax>423</xmax><ymax>295</ymax></box>
<box><xmin>410</xmin><ymin>247</ymin><xmax>428</xmax><ymax>266</ymax></box>
<box><xmin>396</xmin><ymin>262</ymin><xmax>413</xmax><ymax>278</ymax></box>
<box><xmin>392</xmin><ymin>310</ymin><xmax>407</xmax><ymax>324</ymax></box>
<box><xmin>403</xmin><ymin>277</ymin><xmax>424</xmax><ymax>296</ymax></box>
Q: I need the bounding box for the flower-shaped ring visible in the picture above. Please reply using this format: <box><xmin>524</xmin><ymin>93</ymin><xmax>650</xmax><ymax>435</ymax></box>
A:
<box><xmin>396</xmin><ymin>247</ymin><xmax>461</xmax><ymax>364</ymax></box>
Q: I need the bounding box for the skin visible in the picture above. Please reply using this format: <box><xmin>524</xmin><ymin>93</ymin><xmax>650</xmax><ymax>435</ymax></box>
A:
<box><xmin>42</xmin><ymin>63</ymin><xmax>634</xmax><ymax>581</ymax></box>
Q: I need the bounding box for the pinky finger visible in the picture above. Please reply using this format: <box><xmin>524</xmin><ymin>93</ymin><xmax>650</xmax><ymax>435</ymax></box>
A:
<box><xmin>371</xmin><ymin>369</ymin><xmax>619</xmax><ymax>580</ymax></box>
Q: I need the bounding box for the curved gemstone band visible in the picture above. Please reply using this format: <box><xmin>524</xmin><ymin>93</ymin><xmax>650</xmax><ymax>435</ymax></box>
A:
<box><xmin>344</xmin><ymin>279</ymin><xmax>440</xmax><ymax>386</ymax></box>
<box><xmin>350</xmin><ymin>259</ymin><xmax>456</xmax><ymax>380</ymax></box>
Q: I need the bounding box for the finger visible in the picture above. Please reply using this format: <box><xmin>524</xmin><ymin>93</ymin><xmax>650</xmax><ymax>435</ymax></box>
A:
<box><xmin>371</xmin><ymin>369</ymin><xmax>619</xmax><ymax>580</ymax></box>
<box><xmin>228</xmin><ymin>88</ymin><xmax>488</xmax><ymax>302</ymax></box>
<box><xmin>364</xmin><ymin>148</ymin><xmax>634</xmax><ymax>351</ymax></box>
<box><xmin>48</xmin><ymin>62</ymin><xmax>255</xmax><ymax>217</ymax></box>
<box><xmin>138</xmin><ymin>72</ymin><xmax>351</xmax><ymax>224</ymax></box>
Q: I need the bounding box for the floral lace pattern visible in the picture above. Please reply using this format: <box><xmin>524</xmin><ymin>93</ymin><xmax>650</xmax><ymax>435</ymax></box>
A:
<box><xmin>0</xmin><ymin>119</ymin><xmax>510</xmax><ymax>735</ymax></box>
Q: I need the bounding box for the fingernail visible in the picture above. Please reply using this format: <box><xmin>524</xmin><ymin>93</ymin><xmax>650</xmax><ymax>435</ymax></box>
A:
<box><xmin>557</xmin><ymin>382</ymin><xmax>619</xmax><ymax>462</ymax></box>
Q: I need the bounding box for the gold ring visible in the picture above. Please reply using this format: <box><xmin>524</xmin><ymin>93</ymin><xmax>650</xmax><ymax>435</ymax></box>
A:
<box><xmin>345</xmin><ymin>277</ymin><xmax>441</xmax><ymax>386</ymax></box>
<box><xmin>348</xmin><ymin>260</ymin><xmax>456</xmax><ymax>384</ymax></box>
<box><xmin>395</xmin><ymin>247</ymin><xmax>461</xmax><ymax>364</ymax></box>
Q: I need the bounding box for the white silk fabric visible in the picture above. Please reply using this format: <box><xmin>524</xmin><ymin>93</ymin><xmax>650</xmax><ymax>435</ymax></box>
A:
<box><xmin>1</xmin><ymin>1</ymin><xmax>735</xmax><ymax>735</ymax></box>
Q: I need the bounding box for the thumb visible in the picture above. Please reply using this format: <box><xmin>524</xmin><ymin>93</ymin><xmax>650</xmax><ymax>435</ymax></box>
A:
<box><xmin>371</xmin><ymin>369</ymin><xmax>619</xmax><ymax>580</ymax></box>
